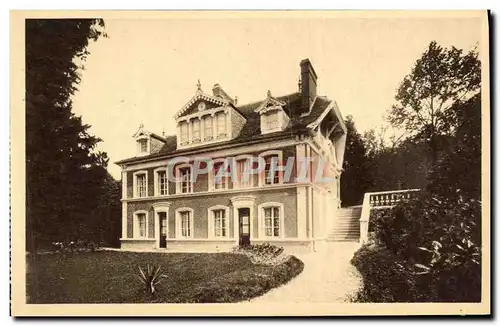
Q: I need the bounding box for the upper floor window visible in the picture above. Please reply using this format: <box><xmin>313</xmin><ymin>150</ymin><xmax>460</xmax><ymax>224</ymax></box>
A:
<box><xmin>180</xmin><ymin>122</ymin><xmax>188</xmax><ymax>144</ymax></box>
<box><xmin>212</xmin><ymin>161</ymin><xmax>229</xmax><ymax>190</ymax></box>
<box><xmin>177</xmin><ymin>165</ymin><xmax>193</xmax><ymax>194</ymax></box>
<box><xmin>155</xmin><ymin>169</ymin><xmax>168</xmax><ymax>196</ymax></box>
<box><xmin>192</xmin><ymin>119</ymin><xmax>201</xmax><ymax>142</ymax></box>
<box><xmin>133</xmin><ymin>171</ymin><xmax>148</xmax><ymax>198</ymax></box>
<box><xmin>204</xmin><ymin>116</ymin><xmax>213</xmax><ymax>140</ymax></box>
<box><xmin>216</xmin><ymin>112</ymin><xmax>226</xmax><ymax>138</ymax></box>
<box><xmin>264</xmin><ymin>155</ymin><xmax>280</xmax><ymax>185</ymax></box>
<box><xmin>236</xmin><ymin>158</ymin><xmax>252</xmax><ymax>188</ymax></box>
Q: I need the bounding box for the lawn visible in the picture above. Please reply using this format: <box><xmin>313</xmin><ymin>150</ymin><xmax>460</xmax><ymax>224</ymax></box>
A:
<box><xmin>26</xmin><ymin>251</ymin><xmax>303</xmax><ymax>303</ymax></box>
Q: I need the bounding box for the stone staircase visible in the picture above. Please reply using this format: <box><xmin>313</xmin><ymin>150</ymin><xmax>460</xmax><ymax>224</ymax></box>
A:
<box><xmin>327</xmin><ymin>206</ymin><xmax>362</xmax><ymax>242</ymax></box>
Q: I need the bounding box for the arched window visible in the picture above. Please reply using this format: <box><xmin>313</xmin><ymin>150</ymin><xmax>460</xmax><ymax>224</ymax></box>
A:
<box><xmin>207</xmin><ymin>205</ymin><xmax>230</xmax><ymax>238</ymax></box>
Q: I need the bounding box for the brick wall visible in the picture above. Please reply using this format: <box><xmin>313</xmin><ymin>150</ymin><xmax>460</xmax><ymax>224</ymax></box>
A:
<box><xmin>125</xmin><ymin>187</ymin><xmax>298</xmax><ymax>241</ymax></box>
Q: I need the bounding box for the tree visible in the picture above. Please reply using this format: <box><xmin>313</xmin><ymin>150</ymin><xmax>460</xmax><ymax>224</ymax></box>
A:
<box><xmin>26</xmin><ymin>19</ymin><xmax>113</xmax><ymax>250</ymax></box>
<box><xmin>340</xmin><ymin>116</ymin><xmax>373</xmax><ymax>206</ymax></box>
<box><xmin>427</xmin><ymin>94</ymin><xmax>481</xmax><ymax>201</ymax></box>
<box><xmin>388</xmin><ymin>41</ymin><xmax>481</xmax><ymax>163</ymax></box>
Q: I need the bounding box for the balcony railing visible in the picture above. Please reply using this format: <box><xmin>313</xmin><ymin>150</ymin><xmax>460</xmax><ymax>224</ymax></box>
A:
<box><xmin>359</xmin><ymin>189</ymin><xmax>420</xmax><ymax>243</ymax></box>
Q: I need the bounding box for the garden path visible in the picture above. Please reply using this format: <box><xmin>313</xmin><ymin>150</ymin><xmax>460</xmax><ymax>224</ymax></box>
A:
<box><xmin>250</xmin><ymin>242</ymin><xmax>362</xmax><ymax>303</ymax></box>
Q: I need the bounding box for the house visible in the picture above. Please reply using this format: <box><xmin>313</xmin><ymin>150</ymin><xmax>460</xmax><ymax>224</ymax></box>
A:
<box><xmin>115</xmin><ymin>59</ymin><xmax>347</xmax><ymax>253</ymax></box>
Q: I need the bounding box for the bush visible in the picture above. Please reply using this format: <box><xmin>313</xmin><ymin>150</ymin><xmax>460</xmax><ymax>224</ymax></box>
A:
<box><xmin>351</xmin><ymin>244</ymin><xmax>420</xmax><ymax>302</ymax></box>
<box><xmin>183</xmin><ymin>255</ymin><xmax>304</xmax><ymax>303</ymax></box>
<box><xmin>359</xmin><ymin>192</ymin><xmax>481</xmax><ymax>302</ymax></box>
<box><xmin>50</xmin><ymin>239</ymin><xmax>102</xmax><ymax>253</ymax></box>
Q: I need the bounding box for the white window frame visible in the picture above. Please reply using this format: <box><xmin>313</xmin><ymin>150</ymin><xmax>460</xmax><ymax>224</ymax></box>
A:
<box><xmin>207</xmin><ymin>205</ymin><xmax>230</xmax><ymax>239</ymax></box>
<box><xmin>136</xmin><ymin>135</ymin><xmax>150</xmax><ymax>156</ymax></box>
<box><xmin>258</xmin><ymin>202</ymin><xmax>284</xmax><ymax>239</ymax></box>
<box><xmin>260</xmin><ymin>108</ymin><xmax>285</xmax><ymax>134</ymax></box>
<box><xmin>192</xmin><ymin>118</ymin><xmax>201</xmax><ymax>143</ymax></box>
<box><xmin>133</xmin><ymin>170</ymin><xmax>148</xmax><ymax>198</ymax></box>
<box><xmin>234</xmin><ymin>154</ymin><xmax>254</xmax><ymax>189</ymax></box>
<box><xmin>204</xmin><ymin>115</ymin><xmax>213</xmax><ymax>140</ymax></box>
<box><xmin>208</xmin><ymin>158</ymin><xmax>230</xmax><ymax>191</ymax></box>
<box><xmin>216</xmin><ymin>112</ymin><xmax>227</xmax><ymax>138</ymax></box>
<box><xmin>258</xmin><ymin>150</ymin><xmax>283</xmax><ymax>186</ymax></box>
<box><xmin>175</xmin><ymin>207</ymin><xmax>194</xmax><ymax>239</ymax></box>
<box><xmin>133</xmin><ymin>210</ymin><xmax>149</xmax><ymax>238</ymax></box>
<box><xmin>179</xmin><ymin>121</ymin><xmax>189</xmax><ymax>144</ymax></box>
<box><xmin>154</xmin><ymin>167</ymin><xmax>169</xmax><ymax>197</ymax></box>
<box><xmin>175</xmin><ymin>163</ymin><xmax>193</xmax><ymax>194</ymax></box>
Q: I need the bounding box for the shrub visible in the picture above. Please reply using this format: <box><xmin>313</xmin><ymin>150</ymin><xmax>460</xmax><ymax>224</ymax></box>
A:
<box><xmin>183</xmin><ymin>255</ymin><xmax>304</xmax><ymax>303</ymax></box>
<box><xmin>137</xmin><ymin>264</ymin><xmax>165</xmax><ymax>294</ymax></box>
<box><xmin>360</xmin><ymin>192</ymin><xmax>481</xmax><ymax>302</ymax></box>
<box><xmin>351</xmin><ymin>244</ymin><xmax>420</xmax><ymax>302</ymax></box>
<box><xmin>51</xmin><ymin>239</ymin><xmax>102</xmax><ymax>253</ymax></box>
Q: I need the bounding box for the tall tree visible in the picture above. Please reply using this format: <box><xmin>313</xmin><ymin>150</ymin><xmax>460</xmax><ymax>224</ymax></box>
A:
<box><xmin>340</xmin><ymin>116</ymin><xmax>373</xmax><ymax>206</ymax></box>
<box><xmin>26</xmin><ymin>19</ymin><xmax>111</xmax><ymax>250</ymax></box>
<box><xmin>388</xmin><ymin>41</ymin><xmax>481</xmax><ymax>163</ymax></box>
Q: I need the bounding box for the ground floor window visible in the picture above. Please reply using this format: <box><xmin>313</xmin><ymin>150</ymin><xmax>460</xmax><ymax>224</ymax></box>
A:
<box><xmin>134</xmin><ymin>211</ymin><xmax>148</xmax><ymax>238</ymax></box>
<box><xmin>177</xmin><ymin>209</ymin><xmax>193</xmax><ymax>238</ymax></box>
<box><xmin>213</xmin><ymin>209</ymin><xmax>227</xmax><ymax>237</ymax></box>
<box><xmin>258</xmin><ymin>202</ymin><xmax>283</xmax><ymax>238</ymax></box>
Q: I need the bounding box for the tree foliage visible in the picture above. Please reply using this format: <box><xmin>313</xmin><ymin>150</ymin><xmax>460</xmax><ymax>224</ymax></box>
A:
<box><xmin>340</xmin><ymin>115</ymin><xmax>373</xmax><ymax>206</ymax></box>
<box><xmin>26</xmin><ymin>19</ymin><xmax>120</xmax><ymax>250</ymax></box>
<box><xmin>388</xmin><ymin>41</ymin><xmax>481</xmax><ymax>162</ymax></box>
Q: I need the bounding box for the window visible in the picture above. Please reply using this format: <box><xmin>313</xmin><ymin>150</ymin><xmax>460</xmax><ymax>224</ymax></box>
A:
<box><xmin>213</xmin><ymin>209</ymin><xmax>227</xmax><ymax>237</ymax></box>
<box><xmin>236</xmin><ymin>159</ymin><xmax>251</xmax><ymax>188</ymax></box>
<box><xmin>216</xmin><ymin>112</ymin><xmax>226</xmax><ymax>138</ymax></box>
<box><xmin>264</xmin><ymin>207</ymin><xmax>280</xmax><ymax>237</ymax></box>
<box><xmin>177</xmin><ymin>166</ymin><xmax>192</xmax><ymax>194</ymax></box>
<box><xmin>212</xmin><ymin>161</ymin><xmax>228</xmax><ymax>190</ymax></box>
<box><xmin>156</xmin><ymin>170</ymin><xmax>168</xmax><ymax>196</ymax></box>
<box><xmin>266</xmin><ymin>111</ymin><xmax>279</xmax><ymax>130</ymax></box>
<box><xmin>138</xmin><ymin>139</ymin><xmax>148</xmax><ymax>153</ymax></box>
<box><xmin>133</xmin><ymin>211</ymin><xmax>149</xmax><ymax>238</ymax></box>
<box><xmin>204</xmin><ymin>116</ymin><xmax>213</xmax><ymax>140</ymax></box>
<box><xmin>180</xmin><ymin>122</ymin><xmax>188</xmax><ymax>144</ymax></box>
<box><xmin>176</xmin><ymin>209</ymin><xmax>193</xmax><ymax>238</ymax></box>
<box><xmin>192</xmin><ymin>119</ymin><xmax>200</xmax><ymax>142</ymax></box>
<box><xmin>264</xmin><ymin>155</ymin><xmax>280</xmax><ymax>185</ymax></box>
<box><xmin>135</xmin><ymin>172</ymin><xmax>147</xmax><ymax>198</ymax></box>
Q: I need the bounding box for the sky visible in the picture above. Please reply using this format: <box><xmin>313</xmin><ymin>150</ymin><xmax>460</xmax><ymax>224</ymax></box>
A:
<box><xmin>71</xmin><ymin>14</ymin><xmax>483</xmax><ymax>179</ymax></box>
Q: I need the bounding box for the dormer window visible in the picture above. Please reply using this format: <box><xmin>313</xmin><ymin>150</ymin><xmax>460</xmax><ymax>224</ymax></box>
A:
<box><xmin>192</xmin><ymin>119</ymin><xmax>201</xmax><ymax>143</ymax></box>
<box><xmin>180</xmin><ymin>122</ymin><xmax>188</xmax><ymax>144</ymax></box>
<box><xmin>216</xmin><ymin>112</ymin><xmax>227</xmax><ymax>138</ymax></box>
<box><xmin>255</xmin><ymin>91</ymin><xmax>289</xmax><ymax>135</ymax></box>
<box><xmin>204</xmin><ymin>116</ymin><xmax>213</xmax><ymax>140</ymax></box>
<box><xmin>138</xmin><ymin>139</ymin><xmax>148</xmax><ymax>153</ymax></box>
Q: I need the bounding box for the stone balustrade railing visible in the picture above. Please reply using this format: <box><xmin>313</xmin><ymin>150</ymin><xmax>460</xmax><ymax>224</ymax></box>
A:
<box><xmin>359</xmin><ymin>189</ymin><xmax>420</xmax><ymax>243</ymax></box>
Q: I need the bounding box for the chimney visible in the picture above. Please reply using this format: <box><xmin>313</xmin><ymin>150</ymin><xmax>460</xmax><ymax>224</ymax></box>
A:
<box><xmin>300</xmin><ymin>59</ymin><xmax>318</xmax><ymax>111</ymax></box>
<box><xmin>212</xmin><ymin>83</ymin><xmax>234</xmax><ymax>104</ymax></box>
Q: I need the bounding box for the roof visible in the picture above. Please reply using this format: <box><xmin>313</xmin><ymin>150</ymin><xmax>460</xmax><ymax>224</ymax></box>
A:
<box><xmin>116</xmin><ymin>92</ymin><xmax>341</xmax><ymax>165</ymax></box>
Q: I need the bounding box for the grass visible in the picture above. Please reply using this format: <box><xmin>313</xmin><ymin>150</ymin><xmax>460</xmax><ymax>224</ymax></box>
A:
<box><xmin>26</xmin><ymin>251</ymin><xmax>303</xmax><ymax>303</ymax></box>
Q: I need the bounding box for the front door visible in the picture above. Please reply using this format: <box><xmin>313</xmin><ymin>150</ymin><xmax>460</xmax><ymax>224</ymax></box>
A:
<box><xmin>238</xmin><ymin>208</ymin><xmax>251</xmax><ymax>246</ymax></box>
<box><xmin>159</xmin><ymin>212</ymin><xmax>167</xmax><ymax>248</ymax></box>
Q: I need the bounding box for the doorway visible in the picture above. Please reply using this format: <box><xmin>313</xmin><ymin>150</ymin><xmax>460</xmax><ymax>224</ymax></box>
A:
<box><xmin>159</xmin><ymin>212</ymin><xmax>167</xmax><ymax>249</ymax></box>
<box><xmin>238</xmin><ymin>207</ymin><xmax>251</xmax><ymax>246</ymax></box>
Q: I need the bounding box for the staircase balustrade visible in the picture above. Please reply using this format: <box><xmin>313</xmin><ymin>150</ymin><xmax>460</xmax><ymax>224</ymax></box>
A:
<box><xmin>359</xmin><ymin>189</ymin><xmax>420</xmax><ymax>243</ymax></box>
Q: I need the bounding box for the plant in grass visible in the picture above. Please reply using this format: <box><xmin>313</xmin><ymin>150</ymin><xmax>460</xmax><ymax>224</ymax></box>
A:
<box><xmin>232</xmin><ymin>243</ymin><xmax>287</xmax><ymax>266</ymax></box>
<box><xmin>137</xmin><ymin>264</ymin><xmax>165</xmax><ymax>294</ymax></box>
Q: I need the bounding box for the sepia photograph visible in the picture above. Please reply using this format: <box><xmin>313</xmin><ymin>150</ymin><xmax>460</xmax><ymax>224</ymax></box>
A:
<box><xmin>10</xmin><ymin>10</ymin><xmax>490</xmax><ymax>316</ymax></box>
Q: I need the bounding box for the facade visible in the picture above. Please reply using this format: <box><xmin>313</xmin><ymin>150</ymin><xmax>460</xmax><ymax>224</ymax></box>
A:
<box><xmin>116</xmin><ymin>59</ymin><xmax>347</xmax><ymax>253</ymax></box>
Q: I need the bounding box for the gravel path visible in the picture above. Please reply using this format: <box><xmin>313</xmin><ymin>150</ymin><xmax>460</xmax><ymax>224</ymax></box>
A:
<box><xmin>250</xmin><ymin>242</ymin><xmax>363</xmax><ymax>303</ymax></box>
